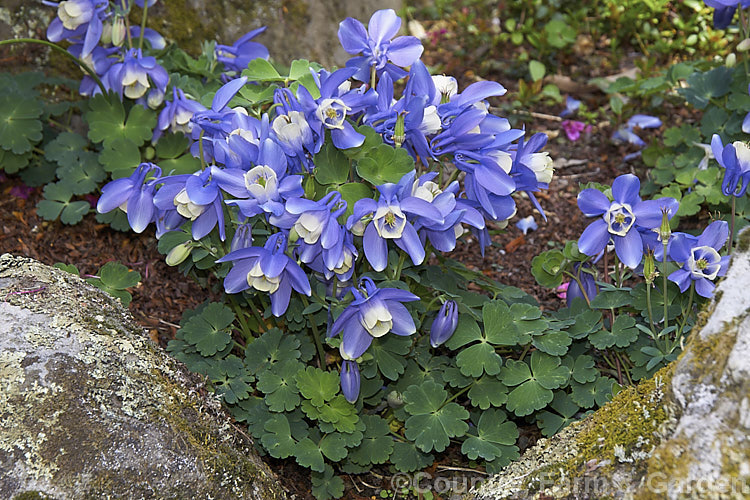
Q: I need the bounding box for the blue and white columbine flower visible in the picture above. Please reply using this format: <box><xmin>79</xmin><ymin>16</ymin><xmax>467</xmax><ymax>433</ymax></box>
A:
<box><xmin>217</xmin><ymin>232</ymin><xmax>311</xmax><ymax>317</ymax></box>
<box><xmin>577</xmin><ymin>174</ymin><xmax>678</xmax><ymax>269</ymax></box>
<box><xmin>668</xmin><ymin>220</ymin><xmax>731</xmax><ymax>298</ymax></box>
<box><xmin>97</xmin><ymin>162</ymin><xmax>161</xmax><ymax>233</ymax></box>
<box><xmin>328</xmin><ymin>276</ymin><xmax>419</xmax><ymax>360</ymax></box>
<box><xmin>348</xmin><ymin>176</ymin><xmax>442</xmax><ymax>271</ymax></box>
<box><xmin>711</xmin><ymin>134</ymin><xmax>750</xmax><ymax>197</ymax></box>
<box><xmin>337</xmin><ymin>8</ymin><xmax>424</xmax><ymax>82</ymax></box>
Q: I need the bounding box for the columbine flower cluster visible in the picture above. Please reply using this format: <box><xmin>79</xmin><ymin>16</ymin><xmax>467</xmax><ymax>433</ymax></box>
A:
<box><xmin>43</xmin><ymin>0</ymin><xmax>269</xmax><ymax>137</ymax></box>
<box><xmin>94</xmin><ymin>9</ymin><xmax>551</xmax><ymax>401</ymax></box>
<box><xmin>576</xmin><ymin>173</ymin><xmax>730</xmax><ymax>298</ymax></box>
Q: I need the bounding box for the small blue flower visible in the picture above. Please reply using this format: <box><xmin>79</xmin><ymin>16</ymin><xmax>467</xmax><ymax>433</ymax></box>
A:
<box><xmin>577</xmin><ymin>174</ymin><xmax>678</xmax><ymax>269</ymax></box>
<box><xmin>566</xmin><ymin>263</ymin><xmax>598</xmax><ymax>307</ymax></box>
<box><xmin>612</xmin><ymin>114</ymin><xmax>662</xmax><ymax>149</ymax></box>
<box><xmin>217</xmin><ymin>232</ymin><xmax>312</xmax><ymax>317</ymax></box>
<box><xmin>328</xmin><ymin>277</ymin><xmax>419</xmax><ymax>360</ymax></box>
<box><xmin>338</xmin><ymin>9</ymin><xmax>424</xmax><ymax>82</ymax></box>
<box><xmin>348</xmin><ymin>176</ymin><xmax>443</xmax><ymax>271</ymax></box>
<box><xmin>429</xmin><ymin>300</ymin><xmax>458</xmax><ymax>347</ymax></box>
<box><xmin>44</xmin><ymin>0</ymin><xmax>108</xmax><ymax>57</ymax></box>
<box><xmin>711</xmin><ymin>134</ymin><xmax>750</xmax><ymax>197</ymax></box>
<box><xmin>107</xmin><ymin>48</ymin><xmax>169</xmax><ymax>108</ymax></box>
<box><xmin>216</xmin><ymin>27</ymin><xmax>270</xmax><ymax>74</ymax></box>
<box><xmin>668</xmin><ymin>220</ymin><xmax>731</xmax><ymax>298</ymax></box>
<box><xmin>97</xmin><ymin>162</ymin><xmax>161</xmax><ymax>233</ymax></box>
<box><xmin>515</xmin><ymin>215</ymin><xmax>537</xmax><ymax>235</ymax></box>
<box><xmin>153</xmin><ymin>87</ymin><xmax>207</xmax><ymax>142</ymax></box>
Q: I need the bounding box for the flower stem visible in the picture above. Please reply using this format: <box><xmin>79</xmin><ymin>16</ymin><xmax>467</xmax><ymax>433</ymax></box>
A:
<box><xmin>0</xmin><ymin>39</ymin><xmax>107</xmax><ymax>95</ymax></box>
<box><xmin>138</xmin><ymin>2</ymin><xmax>149</xmax><ymax>51</ymax></box>
<box><xmin>730</xmin><ymin>195</ymin><xmax>736</xmax><ymax>255</ymax></box>
<box><xmin>645</xmin><ymin>283</ymin><xmax>656</xmax><ymax>338</ymax></box>
<box><xmin>662</xmin><ymin>241</ymin><xmax>669</xmax><ymax>336</ymax></box>
<box><xmin>228</xmin><ymin>295</ymin><xmax>255</xmax><ymax>341</ymax></box>
<box><xmin>302</xmin><ymin>295</ymin><xmax>326</xmax><ymax>369</ymax></box>
<box><xmin>393</xmin><ymin>252</ymin><xmax>406</xmax><ymax>282</ymax></box>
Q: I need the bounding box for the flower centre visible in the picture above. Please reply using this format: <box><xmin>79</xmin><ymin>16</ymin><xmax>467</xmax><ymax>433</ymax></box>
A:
<box><xmin>316</xmin><ymin>98</ymin><xmax>349</xmax><ymax>130</ymax></box>
<box><xmin>688</xmin><ymin>246</ymin><xmax>721</xmax><ymax>280</ymax></box>
<box><xmin>173</xmin><ymin>188</ymin><xmax>206</xmax><ymax>220</ymax></box>
<box><xmin>605</xmin><ymin>202</ymin><xmax>635</xmax><ymax>237</ymax></box>
<box><xmin>246</xmin><ymin>261</ymin><xmax>280</xmax><ymax>293</ymax></box>
<box><xmin>374</xmin><ymin>205</ymin><xmax>407</xmax><ymax>239</ymax></box>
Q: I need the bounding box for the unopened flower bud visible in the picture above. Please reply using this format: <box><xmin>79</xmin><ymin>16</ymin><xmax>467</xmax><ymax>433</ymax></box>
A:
<box><xmin>340</xmin><ymin>360</ymin><xmax>360</xmax><ymax>403</ymax></box>
<box><xmin>166</xmin><ymin>241</ymin><xmax>192</xmax><ymax>266</ymax></box>
<box><xmin>111</xmin><ymin>16</ymin><xmax>127</xmax><ymax>47</ymax></box>
<box><xmin>659</xmin><ymin>207</ymin><xmax>672</xmax><ymax>244</ymax></box>
<box><xmin>430</xmin><ymin>300</ymin><xmax>458</xmax><ymax>347</ymax></box>
<box><xmin>394</xmin><ymin>113</ymin><xmax>406</xmax><ymax>148</ymax></box>
<box><xmin>726</xmin><ymin>53</ymin><xmax>737</xmax><ymax>68</ymax></box>
<box><xmin>738</xmin><ymin>38</ymin><xmax>750</xmax><ymax>51</ymax></box>
<box><xmin>643</xmin><ymin>251</ymin><xmax>658</xmax><ymax>285</ymax></box>
<box><xmin>387</xmin><ymin>390</ymin><xmax>404</xmax><ymax>408</ymax></box>
<box><xmin>231</xmin><ymin>223</ymin><xmax>253</xmax><ymax>251</ymax></box>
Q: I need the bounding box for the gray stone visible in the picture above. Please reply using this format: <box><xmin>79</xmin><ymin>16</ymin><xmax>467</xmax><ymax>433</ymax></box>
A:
<box><xmin>471</xmin><ymin>229</ymin><xmax>750</xmax><ymax>500</ymax></box>
<box><xmin>0</xmin><ymin>253</ymin><xmax>285</xmax><ymax>500</ymax></box>
<box><xmin>1</xmin><ymin>1</ymin><xmax>401</xmax><ymax>71</ymax></box>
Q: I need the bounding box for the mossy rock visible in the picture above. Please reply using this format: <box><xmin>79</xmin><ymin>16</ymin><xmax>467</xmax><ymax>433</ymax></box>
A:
<box><xmin>0</xmin><ymin>254</ymin><xmax>285</xmax><ymax>499</ymax></box>
<box><xmin>472</xmin><ymin>228</ymin><xmax>750</xmax><ymax>500</ymax></box>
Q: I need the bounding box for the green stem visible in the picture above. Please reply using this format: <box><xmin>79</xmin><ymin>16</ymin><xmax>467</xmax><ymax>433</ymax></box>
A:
<box><xmin>645</xmin><ymin>283</ymin><xmax>656</xmax><ymax>338</ymax></box>
<box><xmin>198</xmin><ymin>130</ymin><xmax>207</xmax><ymax>170</ymax></box>
<box><xmin>229</xmin><ymin>294</ymin><xmax>256</xmax><ymax>340</ymax></box>
<box><xmin>0</xmin><ymin>39</ymin><xmax>106</xmax><ymax>95</ymax></box>
<box><xmin>393</xmin><ymin>252</ymin><xmax>406</xmax><ymax>281</ymax></box>
<box><xmin>138</xmin><ymin>2</ymin><xmax>149</xmax><ymax>51</ymax></box>
<box><xmin>614</xmin><ymin>351</ymin><xmax>633</xmax><ymax>385</ymax></box>
<box><xmin>662</xmin><ymin>241</ymin><xmax>669</xmax><ymax>336</ymax></box>
<box><xmin>301</xmin><ymin>295</ymin><xmax>326</xmax><ymax>369</ymax></box>
<box><xmin>730</xmin><ymin>195</ymin><xmax>736</xmax><ymax>255</ymax></box>
<box><xmin>442</xmin><ymin>383</ymin><xmax>473</xmax><ymax>407</ymax></box>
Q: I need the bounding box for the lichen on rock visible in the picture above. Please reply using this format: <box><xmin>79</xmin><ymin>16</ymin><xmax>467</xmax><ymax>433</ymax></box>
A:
<box><xmin>0</xmin><ymin>253</ymin><xmax>285</xmax><ymax>499</ymax></box>
<box><xmin>472</xmin><ymin>228</ymin><xmax>750</xmax><ymax>500</ymax></box>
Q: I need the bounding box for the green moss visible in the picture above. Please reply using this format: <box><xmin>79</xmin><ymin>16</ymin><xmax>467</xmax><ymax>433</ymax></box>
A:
<box><xmin>736</xmin><ymin>227</ymin><xmax>750</xmax><ymax>253</ymax></box>
<box><xmin>568</xmin><ymin>365</ymin><xmax>673</xmax><ymax>472</ymax></box>
<box><xmin>12</xmin><ymin>493</ymin><xmax>55</xmax><ymax>500</ymax></box>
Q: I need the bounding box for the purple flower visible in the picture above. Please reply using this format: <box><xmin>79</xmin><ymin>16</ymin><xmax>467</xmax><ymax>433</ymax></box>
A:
<box><xmin>153</xmin><ymin>87</ymin><xmax>207</xmax><ymax>142</ymax></box>
<box><xmin>106</xmin><ymin>48</ymin><xmax>169</xmax><ymax>108</ymax></box>
<box><xmin>577</xmin><ymin>174</ymin><xmax>678</xmax><ymax>269</ymax></box>
<box><xmin>328</xmin><ymin>277</ymin><xmax>419</xmax><ymax>360</ymax></box>
<box><xmin>566</xmin><ymin>263</ymin><xmax>598</xmax><ymax>307</ymax></box>
<box><xmin>348</xmin><ymin>175</ymin><xmax>443</xmax><ymax>271</ymax></box>
<box><xmin>429</xmin><ymin>300</ymin><xmax>458</xmax><ymax>347</ymax></box>
<box><xmin>216</xmin><ymin>232</ymin><xmax>312</xmax><ymax>317</ymax></box>
<box><xmin>44</xmin><ymin>0</ymin><xmax>108</xmax><ymax>58</ymax></box>
<box><xmin>711</xmin><ymin>134</ymin><xmax>750</xmax><ymax>197</ymax></box>
<box><xmin>561</xmin><ymin>120</ymin><xmax>590</xmax><ymax>141</ymax></box>
<box><xmin>668</xmin><ymin>220</ymin><xmax>731</xmax><ymax>298</ymax></box>
<box><xmin>216</xmin><ymin>27</ymin><xmax>270</xmax><ymax>74</ymax></box>
<box><xmin>338</xmin><ymin>9</ymin><xmax>424</xmax><ymax>82</ymax></box>
<box><xmin>97</xmin><ymin>162</ymin><xmax>161</xmax><ymax>233</ymax></box>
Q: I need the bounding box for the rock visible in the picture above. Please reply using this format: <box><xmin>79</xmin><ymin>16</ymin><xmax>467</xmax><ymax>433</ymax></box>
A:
<box><xmin>1</xmin><ymin>1</ymin><xmax>401</xmax><ymax>71</ymax></box>
<box><xmin>0</xmin><ymin>254</ymin><xmax>285</xmax><ymax>500</ymax></box>
<box><xmin>471</xmin><ymin>229</ymin><xmax>750</xmax><ymax>500</ymax></box>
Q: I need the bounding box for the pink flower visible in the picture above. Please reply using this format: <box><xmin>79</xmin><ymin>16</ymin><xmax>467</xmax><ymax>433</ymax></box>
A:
<box><xmin>555</xmin><ymin>281</ymin><xmax>570</xmax><ymax>299</ymax></box>
<box><xmin>561</xmin><ymin>120</ymin><xmax>591</xmax><ymax>141</ymax></box>
<box><xmin>10</xmin><ymin>185</ymin><xmax>34</xmax><ymax>199</ymax></box>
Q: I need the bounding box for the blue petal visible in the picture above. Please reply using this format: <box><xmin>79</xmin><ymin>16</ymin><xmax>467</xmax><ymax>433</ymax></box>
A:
<box><xmin>388</xmin><ymin>302</ymin><xmax>416</xmax><ymax>336</ymax></box>
<box><xmin>364</xmin><ymin>223</ymin><xmax>388</xmax><ymax>271</ymax></box>
<box><xmin>515</xmin><ymin>215</ymin><xmax>537</xmax><ymax>235</ymax></box>
<box><xmin>578</xmin><ymin>219</ymin><xmax>610</xmax><ymax>257</ymax></box>
<box><xmin>387</xmin><ymin>36</ymin><xmax>424</xmax><ymax>66</ymax></box>
<box><xmin>270</xmin><ymin>279</ymin><xmax>292</xmax><ymax>317</ymax></box>
<box><xmin>340</xmin><ymin>361</ymin><xmax>360</xmax><ymax>403</ymax></box>
<box><xmin>698</xmin><ymin>220</ymin><xmax>729</xmax><ymax>250</ymax></box>
<box><xmin>338</xmin><ymin>17</ymin><xmax>369</xmax><ymax>53</ymax></box>
<box><xmin>368</xmin><ymin>9</ymin><xmax>401</xmax><ymax>45</ymax></box>
<box><xmin>611</xmin><ymin>174</ymin><xmax>641</xmax><ymax>205</ymax></box>
<box><xmin>223</xmin><ymin>260</ymin><xmax>253</xmax><ymax>293</ymax></box>
<box><xmin>396</xmin><ymin>223</ymin><xmax>426</xmax><ymax>265</ymax></box>
<box><xmin>614</xmin><ymin>228</ymin><xmax>643</xmax><ymax>269</ymax></box>
<box><xmin>331</xmin><ymin>122</ymin><xmax>365</xmax><ymax>149</ymax></box>
<box><xmin>695</xmin><ymin>277</ymin><xmax>715</xmax><ymax>298</ymax></box>
<box><xmin>330</xmin><ymin>306</ymin><xmax>357</xmax><ymax>337</ymax></box>
<box><xmin>627</xmin><ymin>114</ymin><xmax>662</xmax><ymax>129</ymax></box>
<box><xmin>212</xmin><ymin>76</ymin><xmax>248</xmax><ymax>112</ymax></box>
<box><xmin>341</xmin><ymin>321</ymin><xmax>373</xmax><ymax>359</ymax></box>
<box><xmin>633</xmin><ymin>199</ymin><xmax>667</xmax><ymax>229</ymax></box>
<box><xmin>668</xmin><ymin>269</ymin><xmax>692</xmax><ymax>293</ymax></box>
<box><xmin>127</xmin><ymin>190</ymin><xmax>155</xmax><ymax>233</ymax></box>
<box><xmin>577</xmin><ymin>189</ymin><xmax>610</xmax><ymax>217</ymax></box>
<box><xmin>285</xmin><ymin>261</ymin><xmax>312</xmax><ymax>295</ymax></box>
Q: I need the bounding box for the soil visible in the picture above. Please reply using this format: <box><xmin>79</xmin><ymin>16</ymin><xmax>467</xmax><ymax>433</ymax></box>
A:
<box><xmin>0</xmin><ymin>18</ymin><xmax>677</xmax><ymax>500</ymax></box>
